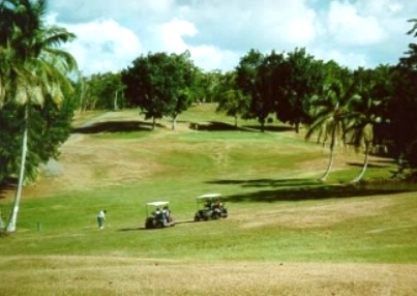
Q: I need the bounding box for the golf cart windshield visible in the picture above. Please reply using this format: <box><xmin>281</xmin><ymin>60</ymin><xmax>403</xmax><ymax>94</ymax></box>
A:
<box><xmin>197</xmin><ymin>193</ymin><xmax>221</xmax><ymax>201</ymax></box>
<box><xmin>146</xmin><ymin>201</ymin><xmax>170</xmax><ymax>217</ymax></box>
<box><xmin>146</xmin><ymin>201</ymin><xmax>169</xmax><ymax>207</ymax></box>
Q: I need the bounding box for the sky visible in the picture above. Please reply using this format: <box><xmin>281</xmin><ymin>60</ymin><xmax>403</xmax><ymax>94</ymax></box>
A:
<box><xmin>46</xmin><ymin>0</ymin><xmax>417</xmax><ymax>76</ymax></box>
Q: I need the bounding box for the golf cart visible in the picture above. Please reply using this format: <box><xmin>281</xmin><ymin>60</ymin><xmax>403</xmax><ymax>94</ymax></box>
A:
<box><xmin>145</xmin><ymin>201</ymin><xmax>175</xmax><ymax>229</ymax></box>
<box><xmin>194</xmin><ymin>193</ymin><xmax>228</xmax><ymax>222</ymax></box>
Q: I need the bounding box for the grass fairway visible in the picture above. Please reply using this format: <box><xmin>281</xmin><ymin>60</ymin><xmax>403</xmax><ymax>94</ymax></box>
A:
<box><xmin>1</xmin><ymin>104</ymin><xmax>417</xmax><ymax>295</ymax></box>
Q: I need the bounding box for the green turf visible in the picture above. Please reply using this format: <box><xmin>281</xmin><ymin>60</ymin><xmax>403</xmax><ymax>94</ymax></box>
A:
<box><xmin>1</xmin><ymin>104</ymin><xmax>416</xmax><ymax>264</ymax></box>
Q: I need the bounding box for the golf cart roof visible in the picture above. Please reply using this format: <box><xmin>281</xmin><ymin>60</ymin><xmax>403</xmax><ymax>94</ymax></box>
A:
<box><xmin>146</xmin><ymin>201</ymin><xmax>169</xmax><ymax>207</ymax></box>
<box><xmin>197</xmin><ymin>193</ymin><xmax>221</xmax><ymax>200</ymax></box>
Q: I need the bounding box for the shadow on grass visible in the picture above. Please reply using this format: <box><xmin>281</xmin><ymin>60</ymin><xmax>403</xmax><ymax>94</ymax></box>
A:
<box><xmin>117</xmin><ymin>220</ymin><xmax>194</xmax><ymax>232</ymax></box>
<box><xmin>189</xmin><ymin>121</ymin><xmax>238</xmax><ymax>131</ymax></box>
<box><xmin>225</xmin><ymin>184</ymin><xmax>416</xmax><ymax>203</ymax></box>
<box><xmin>207</xmin><ymin>178</ymin><xmax>321</xmax><ymax>188</ymax></box>
<box><xmin>72</xmin><ymin>120</ymin><xmax>166</xmax><ymax>134</ymax></box>
<box><xmin>0</xmin><ymin>177</ymin><xmax>16</xmax><ymax>200</ymax></box>
<box><xmin>118</xmin><ymin>227</ymin><xmax>146</xmax><ymax>232</ymax></box>
<box><xmin>175</xmin><ymin>219</ymin><xmax>195</xmax><ymax>225</ymax></box>
<box><xmin>189</xmin><ymin>121</ymin><xmax>294</xmax><ymax>133</ymax></box>
<box><xmin>208</xmin><ymin>177</ymin><xmax>417</xmax><ymax>203</ymax></box>
<box><xmin>242</xmin><ymin>125</ymin><xmax>294</xmax><ymax>132</ymax></box>
<box><xmin>346</xmin><ymin>162</ymin><xmax>391</xmax><ymax>169</ymax></box>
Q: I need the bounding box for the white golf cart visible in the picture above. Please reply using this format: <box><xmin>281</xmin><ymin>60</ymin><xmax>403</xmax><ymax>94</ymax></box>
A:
<box><xmin>194</xmin><ymin>193</ymin><xmax>228</xmax><ymax>222</ymax></box>
<box><xmin>145</xmin><ymin>201</ymin><xmax>175</xmax><ymax>229</ymax></box>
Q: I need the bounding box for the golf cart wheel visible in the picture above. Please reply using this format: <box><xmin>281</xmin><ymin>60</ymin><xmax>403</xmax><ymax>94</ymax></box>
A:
<box><xmin>145</xmin><ymin>218</ymin><xmax>153</xmax><ymax>229</ymax></box>
<box><xmin>211</xmin><ymin>211</ymin><xmax>221</xmax><ymax>220</ymax></box>
<box><xmin>222</xmin><ymin>209</ymin><xmax>228</xmax><ymax>218</ymax></box>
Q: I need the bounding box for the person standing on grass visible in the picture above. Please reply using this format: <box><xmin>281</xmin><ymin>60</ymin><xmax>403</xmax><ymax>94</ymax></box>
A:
<box><xmin>97</xmin><ymin>210</ymin><xmax>107</xmax><ymax>229</ymax></box>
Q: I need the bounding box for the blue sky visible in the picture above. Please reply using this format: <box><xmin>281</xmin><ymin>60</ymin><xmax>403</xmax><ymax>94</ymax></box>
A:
<box><xmin>46</xmin><ymin>0</ymin><xmax>417</xmax><ymax>75</ymax></box>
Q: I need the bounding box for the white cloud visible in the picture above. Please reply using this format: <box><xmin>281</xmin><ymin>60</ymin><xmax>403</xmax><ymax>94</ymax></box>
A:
<box><xmin>62</xmin><ymin>19</ymin><xmax>142</xmax><ymax>75</ymax></box>
<box><xmin>280</xmin><ymin>14</ymin><xmax>318</xmax><ymax>46</ymax></box>
<box><xmin>153</xmin><ymin>19</ymin><xmax>197</xmax><ymax>52</ymax></box>
<box><xmin>180</xmin><ymin>0</ymin><xmax>319</xmax><ymax>50</ymax></box>
<box><xmin>150</xmin><ymin>19</ymin><xmax>240</xmax><ymax>71</ymax></box>
<box><xmin>189</xmin><ymin>45</ymin><xmax>240</xmax><ymax>72</ymax></box>
<box><xmin>327</xmin><ymin>1</ymin><xmax>386</xmax><ymax>46</ymax></box>
<box><xmin>356</xmin><ymin>0</ymin><xmax>404</xmax><ymax>16</ymax></box>
<box><xmin>46</xmin><ymin>0</ymin><xmax>417</xmax><ymax>74</ymax></box>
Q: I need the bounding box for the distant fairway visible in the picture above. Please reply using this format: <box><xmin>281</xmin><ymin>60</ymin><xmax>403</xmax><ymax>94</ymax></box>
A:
<box><xmin>1</xmin><ymin>104</ymin><xmax>416</xmax><ymax>295</ymax></box>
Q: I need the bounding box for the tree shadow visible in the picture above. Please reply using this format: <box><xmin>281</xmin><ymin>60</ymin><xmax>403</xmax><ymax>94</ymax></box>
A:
<box><xmin>206</xmin><ymin>178</ymin><xmax>321</xmax><ymax>188</ymax></box>
<box><xmin>222</xmin><ymin>183</ymin><xmax>416</xmax><ymax>204</ymax></box>
<box><xmin>188</xmin><ymin>121</ymin><xmax>295</xmax><ymax>133</ymax></box>
<box><xmin>0</xmin><ymin>177</ymin><xmax>16</xmax><ymax>200</ymax></box>
<box><xmin>189</xmin><ymin>121</ymin><xmax>238</xmax><ymax>131</ymax></box>
<box><xmin>242</xmin><ymin>125</ymin><xmax>294</xmax><ymax>132</ymax></box>
<box><xmin>207</xmin><ymin>176</ymin><xmax>417</xmax><ymax>204</ymax></box>
<box><xmin>346</xmin><ymin>162</ymin><xmax>391</xmax><ymax>169</ymax></box>
<box><xmin>72</xmin><ymin>120</ymin><xmax>166</xmax><ymax>134</ymax></box>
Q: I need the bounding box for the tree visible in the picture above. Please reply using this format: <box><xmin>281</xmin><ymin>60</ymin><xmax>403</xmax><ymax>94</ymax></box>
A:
<box><xmin>122</xmin><ymin>51</ymin><xmax>196</xmax><ymax>130</ymax></box>
<box><xmin>305</xmin><ymin>81</ymin><xmax>354</xmax><ymax>181</ymax></box>
<box><xmin>193</xmin><ymin>69</ymin><xmax>223</xmax><ymax>104</ymax></box>
<box><xmin>236</xmin><ymin>49</ymin><xmax>282</xmax><ymax>132</ymax></box>
<box><xmin>0</xmin><ymin>0</ymin><xmax>77</xmax><ymax>233</ymax></box>
<box><xmin>216</xmin><ymin>71</ymin><xmax>250</xmax><ymax>127</ymax></box>
<box><xmin>0</xmin><ymin>94</ymin><xmax>75</xmax><ymax>182</ymax></box>
<box><xmin>272</xmin><ymin>48</ymin><xmax>325</xmax><ymax>133</ymax></box>
<box><xmin>167</xmin><ymin>52</ymin><xmax>197</xmax><ymax>130</ymax></box>
<box><xmin>80</xmin><ymin>72</ymin><xmax>125</xmax><ymax>111</ymax></box>
<box><xmin>387</xmin><ymin>19</ymin><xmax>417</xmax><ymax>176</ymax></box>
<box><xmin>345</xmin><ymin>66</ymin><xmax>392</xmax><ymax>183</ymax></box>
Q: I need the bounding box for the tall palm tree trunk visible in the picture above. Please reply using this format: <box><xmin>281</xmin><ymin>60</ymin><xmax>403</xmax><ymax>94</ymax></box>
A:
<box><xmin>113</xmin><ymin>90</ymin><xmax>118</xmax><ymax>111</ymax></box>
<box><xmin>320</xmin><ymin>127</ymin><xmax>336</xmax><ymax>181</ymax></box>
<box><xmin>6</xmin><ymin>105</ymin><xmax>29</xmax><ymax>233</ymax></box>
<box><xmin>351</xmin><ymin>144</ymin><xmax>369</xmax><ymax>183</ymax></box>
<box><xmin>320</xmin><ymin>145</ymin><xmax>334</xmax><ymax>181</ymax></box>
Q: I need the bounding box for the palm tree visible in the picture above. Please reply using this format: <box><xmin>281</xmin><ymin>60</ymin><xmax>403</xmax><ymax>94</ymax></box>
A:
<box><xmin>0</xmin><ymin>0</ymin><xmax>77</xmax><ymax>233</ymax></box>
<box><xmin>305</xmin><ymin>81</ymin><xmax>354</xmax><ymax>181</ymax></box>
<box><xmin>345</xmin><ymin>68</ymin><xmax>390</xmax><ymax>183</ymax></box>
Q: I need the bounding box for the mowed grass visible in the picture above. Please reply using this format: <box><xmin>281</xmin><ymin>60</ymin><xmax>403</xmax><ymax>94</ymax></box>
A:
<box><xmin>1</xmin><ymin>104</ymin><xmax>417</xmax><ymax>295</ymax></box>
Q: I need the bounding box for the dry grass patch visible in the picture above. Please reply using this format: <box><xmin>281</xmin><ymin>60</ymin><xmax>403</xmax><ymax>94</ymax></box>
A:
<box><xmin>238</xmin><ymin>197</ymin><xmax>394</xmax><ymax>229</ymax></box>
<box><xmin>0</xmin><ymin>256</ymin><xmax>416</xmax><ymax>296</ymax></box>
<box><xmin>45</xmin><ymin>136</ymin><xmax>165</xmax><ymax>191</ymax></box>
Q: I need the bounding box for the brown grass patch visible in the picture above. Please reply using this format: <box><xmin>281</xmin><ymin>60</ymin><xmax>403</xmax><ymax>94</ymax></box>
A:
<box><xmin>0</xmin><ymin>256</ymin><xmax>416</xmax><ymax>295</ymax></box>
<box><xmin>238</xmin><ymin>197</ymin><xmax>393</xmax><ymax>229</ymax></box>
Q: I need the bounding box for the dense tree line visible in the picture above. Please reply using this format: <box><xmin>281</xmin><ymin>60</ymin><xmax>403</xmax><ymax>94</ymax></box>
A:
<box><xmin>215</xmin><ymin>34</ymin><xmax>417</xmax><ymax>180</ymax></box>
<box><xmin>77</xmin><ymin>21</ymin><xmax>417</xmax><ymax>179</ymax></box>
<box><xmin>74</xmin><ymin>72</ymin><xmax>125</xmax><ymax>112</ymax></box>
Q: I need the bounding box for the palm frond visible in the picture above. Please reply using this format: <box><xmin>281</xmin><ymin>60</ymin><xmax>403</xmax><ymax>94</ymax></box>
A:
<box><xmin>407</xmin><ymin>18</ymin><xmax>417</xmax><ymax>37</ymax></box>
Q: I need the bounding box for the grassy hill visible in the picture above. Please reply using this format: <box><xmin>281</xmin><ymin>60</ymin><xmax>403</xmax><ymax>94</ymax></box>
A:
<box><xmin>1</xmin><ymin>104</ymin><xmax>416</xmax><ymax>295</ymax></box>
